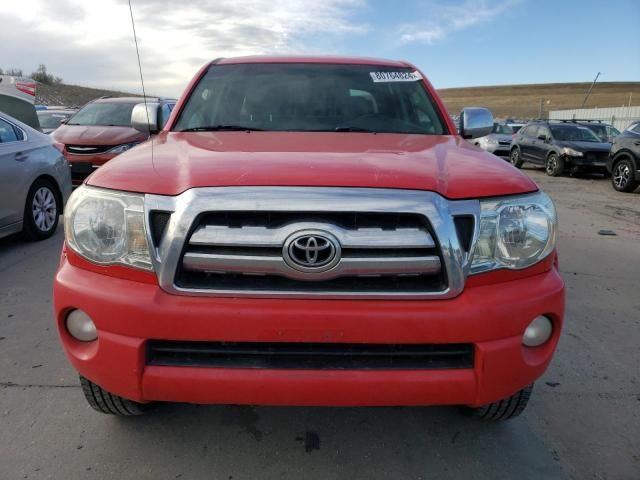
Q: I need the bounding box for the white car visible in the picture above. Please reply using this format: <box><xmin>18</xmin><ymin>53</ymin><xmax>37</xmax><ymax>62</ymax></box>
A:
<box><xmin>473</xmin><ymin>123</ymin><xmax>514</xmax><ymax>156</ymax></box>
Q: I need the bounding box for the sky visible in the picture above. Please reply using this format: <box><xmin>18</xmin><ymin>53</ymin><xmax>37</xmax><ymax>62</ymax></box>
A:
<box><xmin>1</xmin><ymin>0</ymin><xmax>638</xmax><ymax>97</ymax></box>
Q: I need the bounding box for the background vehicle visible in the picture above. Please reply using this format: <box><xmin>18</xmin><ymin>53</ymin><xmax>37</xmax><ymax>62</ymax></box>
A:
<box><xmin>607</xmin><ymin>121</ymin><xmax>640</xmax><ymax>192</ymax></box>
<box><xmin>52</xmin><ymin>96</ymin><xmax>175</xmax><ymax>184</ymax></box>
<box><xmin>510</xmin><ymin>120</ymin><xmax>611</xmax><ymax>176</ymax></box>
<box><xmin>55</xmin><ymin>57</ymin><xmax>563</xmax><ymax>422</ymax></box>
<box><xmin>0</xmin><ymin>75</ymin><xmax>40</xmax><ymax>130</ymax></box>
<box><xmin>473</xmin><ymin>122</ymin><xmax>513</xmax><ymax>155</ymax></box>
<box><xmin>0</xmin><ymin>112</ymin><xmax>72</xmax><ymax>240</ymax></box>
<box><xmin>507</xmin><ymin>122</ymin><xmax>525</xmax><ymax>133</ymax></box>
<box><xmin>37</xmin><ymin>108</ymin><xmax>77</xmax><ymax>134</ymax></box>
<box><xmin>565</xmin><ymin>119</ymin><xmax>620</xmax><ymax>143</ymax></box>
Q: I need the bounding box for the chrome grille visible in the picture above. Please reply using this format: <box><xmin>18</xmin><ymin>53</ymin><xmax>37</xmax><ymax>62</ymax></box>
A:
<box><xmin>65</xmin><ymin>145</ymin><xmax>113</xmax><ymax>155</ymax></box>
<box><xmin>145</xmin><ymin>187</ymin><xmax>481</xmax><ymax>299</ymax></box>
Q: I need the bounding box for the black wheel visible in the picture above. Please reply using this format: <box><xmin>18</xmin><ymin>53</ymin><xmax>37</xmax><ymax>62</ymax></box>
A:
<box><xmin>611</xmin><ymin>157</ymin><xmax>639</xmax><ymax>192</ymax></box>
<box><xmin>545</xmin><ymin>153</ymin><xmax>564</xmax><ymax>177</ymax></box>
<box><xmin>509</xmin><ymin>148</ymin><xmax>523</xmax><ymax>168</ymax></box>
<box><xmin>467</xmin><ymin>384</ymin><xmax>533</xmax><ymax>421</ymax></box>
<box><xmin>22</xmin><ymin>178</ymin><xmax>60</xmax><ymax>241</ymax></box>
<box><xmin>80</xmin><ymin>376</ymin><xmax>148</xmax><ymax>416</ymax></box>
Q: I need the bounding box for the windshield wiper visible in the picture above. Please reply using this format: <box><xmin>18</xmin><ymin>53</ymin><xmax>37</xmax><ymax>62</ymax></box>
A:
<box><xmin>178</xmin><ymin>125</ymin><xmax>263</xmax><ymax>132</ymax></box>
<box><xmin>334</xmin><ymin>126</ymin><xmax>377</xmax><ymax>133</ymax></box>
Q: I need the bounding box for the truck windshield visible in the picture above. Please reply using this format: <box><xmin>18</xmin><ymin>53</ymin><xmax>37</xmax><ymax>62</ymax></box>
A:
<box><xmin>174</xmin><ymin>64</ymin><xmax>447</xmax><ymax>135</ymax></box>
<box><xmin>67</xmin><ymin>102</ymin><xmax>136</xmax><ymax>127</ymax></box>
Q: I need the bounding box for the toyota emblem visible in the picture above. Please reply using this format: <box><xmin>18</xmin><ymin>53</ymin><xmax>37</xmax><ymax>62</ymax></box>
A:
<box><xmin>283</xmin><ymin>231</ymin><xmax>341</xmax><ymax>272</ymax></box>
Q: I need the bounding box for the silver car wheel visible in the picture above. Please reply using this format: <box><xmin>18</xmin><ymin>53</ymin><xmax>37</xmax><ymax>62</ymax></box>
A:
<box><xmin>613</xmin><ymin>163</ymin><xmax>630</xmax><ymax>189</ymax></box>
<box><xmin>31</xmin><ymin>187</ymin><xmax>57</xmax><ymax>232</ymax></box>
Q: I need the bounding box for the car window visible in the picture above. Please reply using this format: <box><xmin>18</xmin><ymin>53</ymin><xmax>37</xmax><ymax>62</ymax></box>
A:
<box><xmin>550</xmin><ymin>125</ymin><xmax>601</xmax><ymax>142</ymax></box>
<box><xmin>67</xmin><ymin>102</ymin><xmax>136</xmax><ymax>127</ymax></box>
<box><xmin>174</xmin><ymin>63</ymin><xmax>447</xmax><ymax>135</ymax></box>
<box><xmin>37</xmin><ymin>111</ymin><xmax>72</xmax><ymax>129</ymax></box>
<box><xmin>0</xmin><ymin>118</ymin><xmax>21</xmax><ymax>143</ymax></box>
<box><xmin>522</xmin><ymin>125</ymin><xmax>538</xmax><ymax>137</ymax></box>
<box><xmin>538</xmin><ymin>126</ymin><xmax>551</xmax><ymax>139</ymax></box>
<box><xmin>629</xmin><ymin>123</ymin><xmax>640</xmax><ymax>135</ymax></box>
<box><xmin>160</xmin><ymin>103</ymin><xmax>173</xmax><ymax>129</ymax></box>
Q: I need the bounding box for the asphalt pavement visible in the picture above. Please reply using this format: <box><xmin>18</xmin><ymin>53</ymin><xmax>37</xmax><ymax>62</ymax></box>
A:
<box><xmin>1</xmin><ymin>168</ymin><xmax>638</xmax><ymax>480</ymax></box>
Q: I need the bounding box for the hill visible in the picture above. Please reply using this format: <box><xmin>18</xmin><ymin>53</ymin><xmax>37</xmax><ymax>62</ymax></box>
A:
<box><xmin>34</xmin><ymin>80</ymin><xmax>640</xmax><ymax>121</ymax></box>
<box><xmin>438</xmin><ymin>82</ymin><xmax>640</xmax><ymax>119</ymax></box>
<box><xmin>35</xmin><ymin>83</ymin><xmax>142</xmax><ymax>107</ymax></box>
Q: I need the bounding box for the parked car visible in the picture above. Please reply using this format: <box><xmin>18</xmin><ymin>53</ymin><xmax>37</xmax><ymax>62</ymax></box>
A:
<box><xmin>52</xmin><ymin>96</ymin><xmax>175</xmax><ymax>185</ymax></box>
<box><xmin>0</xmin><ymin>74</ymin><xmax>40</xmax><ymax>130</ymax></box>
<box><xmin>473</xmin><ymin>122</ymin><xmax>513</xmax><ymax>155</ymax></box>
<box><xmin>0</xmin><ymin>112</ymin><xmax>72</xmax><ymax>240</ymax></box>
<box><xmin>54</xmin><ymin>56</ymin><xmax>563</xmax><ymax>421</ymax></box>
<box><xmin>509</xmin><ymin>120</ymin><xmax>611</xmax><ymax>176</ymax></box>
<box><xmin>37</xmin><ymin>108</ymin><xmax>77</xmax><ymax>134</ymax></box>
<box><xmin>606</xmin><ymin>121</ymin><xmax>640</xmax><ymax>192</ymax></box>
<box><xmin>507</xmin><ymin>122</ymin><xmax>525</xmax><ymax>133</ymax></box>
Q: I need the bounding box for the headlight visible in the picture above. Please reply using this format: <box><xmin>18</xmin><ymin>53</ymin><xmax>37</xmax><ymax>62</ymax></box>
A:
<box><xmin>560</xmin><ymin>147</ymin><xmax>583</xmax><ymax>157</ymax></box>
<box><xmin>106</xmin><ymin>142</ymin><xmax>140</xmax><ymax>154</ymax></box>
<box><xmin>470</xmin><ymin>191</ymin><xmax>557</xmax><ymax>274</ymax></box>
<box><xmin>64</xmin><ymin>185</ymin><xmax>153</xmax><ymax>271</ymax></box>
<box><xmin>485</xmin><ymin>137</ymin><xmax>497</xmax><ymax>144</ymax></box>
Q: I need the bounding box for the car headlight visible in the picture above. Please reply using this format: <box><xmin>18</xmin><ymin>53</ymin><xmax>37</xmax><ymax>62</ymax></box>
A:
<box><xmin>106</xmin><ymin>142</ymin><xmax>140</xmax><ymax>154</ymax></box>
<box><xmin>64</xmin><ymin>185</ymin><xmax>153</xmax><ymax>271</ymax></box>
<box><xmin>560</xmin><ymin>147</ymin><xmax>583</xmax><ymax>157</ymax></box>
<box><xmin>485</xmin><ymin>137</ymin><xmax>497</xmax><ymax>144</ymax></box>
<box><xmin>470</xmin><ymin>191</ymin><xmax>557</xmax><ymax>274</ymax></box>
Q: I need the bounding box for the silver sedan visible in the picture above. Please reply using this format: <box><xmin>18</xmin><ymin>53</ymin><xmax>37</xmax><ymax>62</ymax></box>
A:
<box><xmin>0</xmin><ymin>112</ymin><xmax>72</xmax><ymax>240</ymax></box>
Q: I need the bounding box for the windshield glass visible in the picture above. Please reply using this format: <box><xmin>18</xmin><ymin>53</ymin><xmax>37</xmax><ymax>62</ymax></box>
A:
<box><xmin>37</xmin><ymin>111</ymin><xmax>72</xmax><ymax>129</ymax></box>
<box><xmin>550</xmin><ymin>124</ymin><xmax>601</xmax><ymax>142</ymax></box>
<box><xmin>492</xmin><ymin>123</ymin><xmax>513</xmax><ymax>134</ymax></box>
<box><xmin>174</xmin><ymin>64</ymin><xmax>446</xmax><ymax>134</ymax></box>
<box><xmin>67</xmin><ymin>102</ymin><xmax>136</xmax><ymax>126</ymax></box>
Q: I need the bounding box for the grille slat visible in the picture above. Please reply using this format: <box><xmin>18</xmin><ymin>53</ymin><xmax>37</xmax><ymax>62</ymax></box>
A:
<box><xmin>147</xmin><ymin>341</ymin><xmax>475</xmax><ymax>370</ymax></box>
<box><xmin>177</xmin><ymin>213</ymin><xmax>445</xmax><ymax>293</ymax></box>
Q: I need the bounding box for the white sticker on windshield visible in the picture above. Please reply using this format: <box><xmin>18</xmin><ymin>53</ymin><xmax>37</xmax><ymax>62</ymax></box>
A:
<box><xmin>370</xmin><ymin>71</ymin><xmax>423</xmax><ymax>82</ymax></box>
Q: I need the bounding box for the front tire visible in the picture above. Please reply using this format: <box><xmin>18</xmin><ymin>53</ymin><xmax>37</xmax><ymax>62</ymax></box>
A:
<box><xmin>612</xmin><ymin>158</ymin><xmax>639</xmax><ymax>192</ymax></box>
<box><xmin>509</xmin><ymin>147</ymin><xmax>523</xmax><ymax>168</ymax></box>
<box><xmin>22</xmin><ymin>179</ymin><xmax>60</xmax><ymax>241</ymax></box>
<box><xmin>545</xmin><ymin>153</ymin><xmax>564</xmax><ymax>177</ymax></box>
<box><xmin>468</xmin><ymin>384</ymin><xmax>533</xmax><ymax>421</ymax></box>
<box><xmin>80</xmin><ymin>376</ymin><xmax>148</xmax><ymax>416</ymax></box>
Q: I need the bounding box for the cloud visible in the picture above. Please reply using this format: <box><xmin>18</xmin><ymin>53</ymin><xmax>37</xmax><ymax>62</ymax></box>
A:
<box><xmin>399</xmin><ymin>0</ymin><xmax>521</xmax><ymax>45</ymax></box>
<box><xmin>0</xmin><ymin>0</ymin><xmax>368</xmax><ymax>97</ymax></box>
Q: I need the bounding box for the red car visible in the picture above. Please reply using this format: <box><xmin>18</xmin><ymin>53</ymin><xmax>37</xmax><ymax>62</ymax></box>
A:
<box><xmin>52</xmin><ymin>96</ymin><xmax>175</xmax><ymax>185</ymax></box>
<box><xmin>54</xmin><ymin>56</ymin><xmax>564</xmax><ymax>420</ymax></box>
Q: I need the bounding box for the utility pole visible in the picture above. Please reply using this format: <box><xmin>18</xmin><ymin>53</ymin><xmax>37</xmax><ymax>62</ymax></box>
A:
<box><xmin>581</xmin><ymin>72</ymin><xmax>601</xmax><ymax>108</ymax></box>
<box><xmin>539</xmin><ymin>97</ymin><xmax>544</xmax><ymax>118</ymax></box>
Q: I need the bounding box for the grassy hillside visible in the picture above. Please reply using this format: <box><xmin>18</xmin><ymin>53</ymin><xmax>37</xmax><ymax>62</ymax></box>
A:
<box><xmin>438</xmin><ymin>82</ymin><xmax>640</xmax><ymax>119</ymax></box>
<box><xmin>34</xmin><ymin>80</ymin><xmax>640</xmax><ymax>120</ymax></box>
<box><xmin>35</xmin><ymin>83</ymin><xmax>142</xmax><ymax>107</ymax></box>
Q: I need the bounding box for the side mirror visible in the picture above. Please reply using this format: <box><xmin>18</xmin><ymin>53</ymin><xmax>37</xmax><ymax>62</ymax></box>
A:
<box><xmin>131</xmin><ymin>102</ymin><xmax>160</xmax><ymax>134</ymax></box>
<box><xmin>459</xmin><ymin>107</ymin><xmax>493</xmax><ymax>139</ymax></box>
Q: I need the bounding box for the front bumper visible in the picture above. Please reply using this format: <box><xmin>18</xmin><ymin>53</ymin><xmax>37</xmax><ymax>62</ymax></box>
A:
<box><xmin>54</xmin><ymin>254</ymin><xmax>564</xmax><ymax>407</ymax></box>
<box><xmin>66</xmin><ymin>153</ymin><xmax>118</xmax><ymax>185</ymax></box>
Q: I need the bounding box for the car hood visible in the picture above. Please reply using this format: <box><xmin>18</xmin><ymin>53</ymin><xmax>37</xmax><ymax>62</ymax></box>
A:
<box><xmin>52</xmin><ymin>124</ymin><xmax>147</xmax><ymax>145</ymax></box>
<box><xmin>87</xmin><ymin>132</ymin><xmax>538</xmax><ymax>200</ymax></box>
<box><xmin>558</xmin><ymin>140</ymin><xmax>611</xmax><ymax>152</ymax></box>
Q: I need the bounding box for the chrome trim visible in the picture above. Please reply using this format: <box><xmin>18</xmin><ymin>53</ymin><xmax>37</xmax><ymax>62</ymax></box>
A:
<box><xmin>144</xmin><ymin>187</ymin><xmax>481</xmax><ymax>299</ymax></box>
<box><xmin>190</xmin><ymin>222</ymin><xmax>436</xmax><ymax>249</ymax></box>
<box><xmin>183</xmin><ymin>252</ymin><xmax>441</xmax><ymax>281</ymax></box>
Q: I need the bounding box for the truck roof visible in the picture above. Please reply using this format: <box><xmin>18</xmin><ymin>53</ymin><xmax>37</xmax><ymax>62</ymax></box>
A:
<box><xmin>216</xmin><ymin>55</ymin><xmax>412</xmax><ymax>68</ymax></box>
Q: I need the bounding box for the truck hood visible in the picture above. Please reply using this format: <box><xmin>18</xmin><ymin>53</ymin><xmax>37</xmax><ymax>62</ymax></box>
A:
<box><xmin>87</xmin><ymin>132</ymin><xmax>538</xmax><ymax>199</ymax></box>
<box><xmin>52</xmin><ymin>124</ymin><xmax>147</xmax><ymax>146</ymax></box>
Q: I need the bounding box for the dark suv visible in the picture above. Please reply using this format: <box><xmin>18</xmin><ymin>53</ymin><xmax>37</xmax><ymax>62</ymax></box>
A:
<box><xmin>509</xmin><ymin>120</ymin><xmax>611</xmax><ymax>176</ymax></box>
<box><xmin>607</xmin><ymin>121</ymin><xmax>640</xmax><ymax>193</ymax></box>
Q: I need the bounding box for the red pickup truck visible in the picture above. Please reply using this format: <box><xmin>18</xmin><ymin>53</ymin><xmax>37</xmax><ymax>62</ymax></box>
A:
<box><xmin>54</xmin><ymin>56</ymin><xmax>564</xmax><ymax>420</ymax></box>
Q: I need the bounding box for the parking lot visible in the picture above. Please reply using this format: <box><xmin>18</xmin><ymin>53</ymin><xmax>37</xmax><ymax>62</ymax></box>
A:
<box><xmin>0</xmin><ymin>167</ymin><xmax>637</xmax><ymax>480</ymax></box>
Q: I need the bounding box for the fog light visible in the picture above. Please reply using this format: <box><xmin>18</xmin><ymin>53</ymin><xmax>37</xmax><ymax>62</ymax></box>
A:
<box><xmin>66</xmin><ymin>309</ymin><xmax>97</xmax><ymax>342</ymax></box>
<box><xmin>522</xmin><ymin>315</ymin><xmax>553</xmax><ymax>347</ymax></box>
